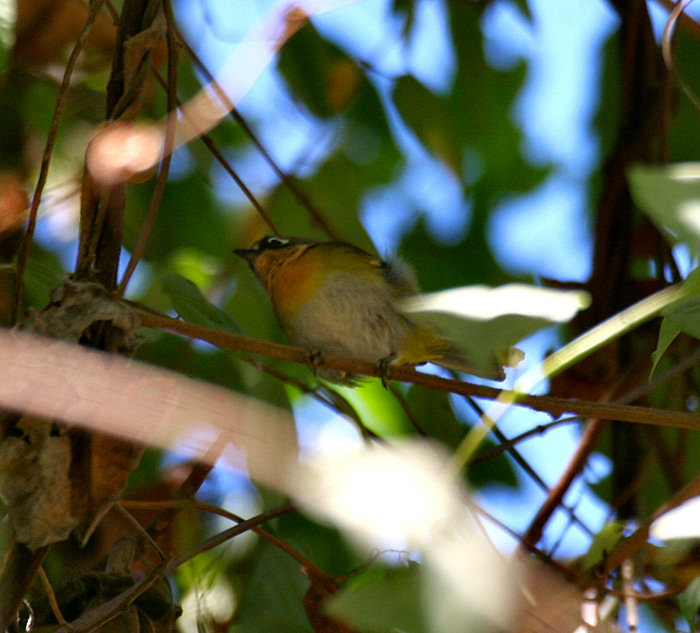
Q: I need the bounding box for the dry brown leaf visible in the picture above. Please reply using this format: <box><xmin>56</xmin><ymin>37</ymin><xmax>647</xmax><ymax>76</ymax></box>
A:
<box><xmin>0</xmin><ymin>280</ymin><xmax>145</xmax><ymax>549</ymax></box>
<box><xmin>14</xmin><ymin>0</ymin><xmax>116</xmax><ymax>68</ymax></box>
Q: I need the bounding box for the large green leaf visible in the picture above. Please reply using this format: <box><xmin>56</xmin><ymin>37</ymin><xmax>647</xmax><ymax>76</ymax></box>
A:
<box><xmin>393</xmin><ymin>74</ymin><xmax>460</xmax><ymax>172</ymax></box>
<box><xmin>629</xmin><ymin>163</ymin><xmax>700</xmax><ymax>254</ymax></box>
<box><xmin>278</xmin><ymin>21</ymin><xmax>370</xmax><ymax>120</ymax></box>
<box><xmin>234</xmin><ymin>541</ymin><xmax>313</xmax><ymax>633</ymax></box>
<box><xmin>125</xmin><ymin>174</ymin><xmax>230</xmax><ymax>261</ymax></box>
<box><xmin>650</xmin><ymin>267</ymin><xmax>700</xmax><ymax>375</ymax></box>
<box><xmin>162</xmin><ymin>272</ymin><xmax>242</xmax><ymax>333</ymax></box>
<box><xmin>667</xmin><ymin>29</ymin><xmax>700</xmax><ymax>163</ymax></box>
<box><xmin>328</xmin><ymin>564</ymin><xmax>426</xmax><ymax>633</ymax></box>
<box><xmin>401</xmin><ymin>219</ymin><xmax>509</xmax><ymax>291</ymax></box>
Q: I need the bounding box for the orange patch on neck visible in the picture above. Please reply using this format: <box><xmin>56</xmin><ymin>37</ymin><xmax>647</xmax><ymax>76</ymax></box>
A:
<box><xmin>266</xmin><ymin>247</ymin><xmax>324</xmax><ymax>317</ymax></box>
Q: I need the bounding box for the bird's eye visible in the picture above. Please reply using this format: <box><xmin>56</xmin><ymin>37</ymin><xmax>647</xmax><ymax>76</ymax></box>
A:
<box><xmin>263</xmin><ymin>236</ymin><xmax>290</xmax><ymax>249</ymax></box>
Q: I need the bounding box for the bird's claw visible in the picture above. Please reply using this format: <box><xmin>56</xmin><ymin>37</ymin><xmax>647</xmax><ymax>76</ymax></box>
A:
<box><xmin>377</xmin><ymin>356</ymin><xmax>393</xmax><ymax>388</ymax></box>
<box><xmin>309</xmin><ymin>350</ymin><xmax>322</xmax><ymax>376</ymax></box>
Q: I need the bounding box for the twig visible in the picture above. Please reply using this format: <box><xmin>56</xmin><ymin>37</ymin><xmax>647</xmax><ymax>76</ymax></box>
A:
<box><xmin>0</xmin><ymin>543</ymin><xmax>48</xmax><ymax>631</ymax></box>
<box><xmin>464</xmin><ymin>397</ymin><xmax>594</xmax><ymax>538</ymax></box>
<box><xmin>12</xmin><ymin>0</ymin><xmax>107</xmax><ymax>324</ymax></box>
<box><xmin>661</xmin><ymin>0</ymin><xmax>700</xmax><ymax>115</ymax></box>
<box><xmin>117</xmin><ymin>0</ymin><xmax>179</xmax><ymax>294</ymax></box>
<box><xmin>655</xmin><ymin>0</ymin><xmax>700</xmax><ymax>41</ymax></box>
<box><xmin>113</xmin><ymin>502</ymin><xmax>166</xmax><ymax>559</ymax></box>
<box><xmin>388</xmin><ymin>383</ymin><xmax>428</xmax><ymax>435</ymax></box>
<box><xmin>36</xmin><ymin>566</ymin><xmax>70</xmax><ymax>629</ymax></box>
<box><xmin>135</xmin><ymin>310</ymin><xmax>700</xmax><ymax>431</ymax></box>
<box><xmin>521</xmin><ymin>419</ymin><xmax>609</xmax><ymax>548</ymax></box>
<box><xmin>194</xmin><ymin>501</ymin><xmax>333</xmax><ymax>580</ymax></box>
<box><xmin>122</xmin><ymin>498</ymin><xmax>316</xmax><ymax>572</ymax></box>
<box><xmin>164</xmin><ymin>502</ymin><xmax>296</xmax><ymax>572</ymax></box>
<box><xmin>52</xmin><ymin>560</ymin><xmax>168</xmax><ymax>633</ymax></box>
<box><xmin>180</xmin><ymin>37</ymin><xmax>339</xmax><ymax>238</ymax></box>
<box><xmin>467</xmin><ymin>416</ymin><xmax>581</xmax><ymax>465</ymax></box>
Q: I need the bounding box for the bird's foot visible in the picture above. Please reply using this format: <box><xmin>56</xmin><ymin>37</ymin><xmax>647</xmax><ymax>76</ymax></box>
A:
<box><xmin>309</xmin><ymin>349</ymin><xmax>323</xmax><ymax>377</ymax></box>
<box><xmin>377</xmin><ymin>355</ymin><xmax>395</xmax><ymax>388</ymax></box>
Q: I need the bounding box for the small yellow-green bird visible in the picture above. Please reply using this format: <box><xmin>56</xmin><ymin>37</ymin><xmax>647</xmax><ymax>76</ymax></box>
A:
<box><xmin>234</xmin><ymin>235</ymin><xmax>505</xmax><ymax>384</ymax></box>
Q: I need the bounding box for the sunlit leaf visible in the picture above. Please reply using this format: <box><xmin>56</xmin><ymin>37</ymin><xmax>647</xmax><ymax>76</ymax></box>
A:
<box><xmin>651</xmin><ymin>496</ymin><xmax>700</xmax><ymax>541</ymax></box>
<box><xmin>582</xmin><ymin>521</ymin><xmax>624</xmax><ymax>570</ymax></box>
<box><xmin>651</xmin><ymin>267</ymin><xmax>700</xmax><ymax>374</ymax></box>
<box><xmin>401</xmin><ymin>284</ymin><xmax>590</xmax><ymax>322</ymax></box>
<box><xmin>292</xmin><ymin>440</ymin><xmax>518</xmax><ymax>630</ymax></box>
<box><xmin>290</xmin><ymin>442</ymin><xmax>451</xmax><ymax>548</ymax></box>
<box><xmin>400</xmin><ymin>284</ymin><xmax>588</xmax><ymax>377</ymax></box>
<box><xmin>629</xmin><ymin>163</ymin><xmax>700</xmax><ymax>253</ymax></box>
<box><xmin>665</xmin><ymin>297</ymin><xmax>700</xmax><ymax>339</ymax></box>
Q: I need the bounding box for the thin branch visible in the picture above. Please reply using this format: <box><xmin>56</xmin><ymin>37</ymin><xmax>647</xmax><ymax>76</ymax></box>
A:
<box><xmin>464</xmin><ymin>397</ymin><xmax>594</xmax><ymax>538</ymax></box>
<box><xmin>179</xmin><ymin>36</ymin><xmax>339</xmax><ymax>238</ymax></box>
<box><xmin>135</xmin><ymin>310</ymin><xmax>700</xmax><ymax>431</ymax></box>
<box><xmin>467</xmin><ymin>499</ymin><xmax>580</xmax><ymax>584</ymax></box>
<box><xmin>122</xmin><ymin>498</ymin><xmax>318</xmax><ymax>574</ymax></box>
<box><xmin>661</xmin><ymin>0</ymin><xmax>700</xmax><ymax>115</ymax></box>
<box><xmin>655</xmin><ymin>0</ymin><xmax>700</xmax><ymax>41</ymax></box>
<box><xmin>521</xmin><ymin>419</ymin><xmax>609</xmax><ymax>548</ymax></box>
<box><xmin>12</xmin><ymin>0</ymin><xmax>107</xmax><ymax>324</ymax></box>
<box><xmin>36</xmin><ymin>566</ymin><xmax>70</xmax><ymax>628</ymax></box>
<box><xmin>51</xmin><ymin>559</ymin><xmax>168</xmax><ymax>633</ymax></box>
<box><xmin>195</xmin><ymin>501</ymin><xmax>334</xmax><ymax>579</ymax></box>
<box><xmin>164</xmin><ymin>502</ymin><xmax>295</xmax><ymax>572</ymax></box>
<box><xmin>113</xmin><ymin>502</ymin><xmax>167</xmax><ymax>559</ymax></box>
<box><xmin>467</xmin><ymin>416</ymin><xmax>581</xmax><ymax>465</ymax></box>
<box><xmin>117</xmin><ymin>0</ymin><xmax>180</xmax><ymax>294</ymax></box>
<box><xmin>388</xmin><ymin>383</ymin><xmax>428</xmax><ymax>435</ymax></box>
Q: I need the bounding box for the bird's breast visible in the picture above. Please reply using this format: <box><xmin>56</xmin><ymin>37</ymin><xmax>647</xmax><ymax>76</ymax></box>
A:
<box><xmin>266</xmin><ymin>252</ymin><xmax>327</xmax><ymax>323</ymax></box>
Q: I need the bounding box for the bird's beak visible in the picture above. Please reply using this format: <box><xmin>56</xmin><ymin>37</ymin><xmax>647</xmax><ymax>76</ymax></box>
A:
<box><xmin>233</xmin><ymin>248</ymin><xmax>256</xmax><ymax>264</ymax></box>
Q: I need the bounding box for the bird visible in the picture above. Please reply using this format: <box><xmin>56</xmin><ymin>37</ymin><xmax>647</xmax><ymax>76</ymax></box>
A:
<box><xmin>234</xmin><ymin>235</ymin><xmax>506</xmax><ymax>385</ymax></box>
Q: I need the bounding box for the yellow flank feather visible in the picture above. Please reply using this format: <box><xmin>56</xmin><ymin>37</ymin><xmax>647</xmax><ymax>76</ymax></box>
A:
<box><xmin>395</xmin><ymin>324</ymin><xmax>449</xmax><ymax>366</ymax></box>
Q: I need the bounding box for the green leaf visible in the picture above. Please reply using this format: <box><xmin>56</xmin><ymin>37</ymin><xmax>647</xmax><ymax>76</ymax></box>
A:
<box><xmin>679</xmin><ymin>573</ymin><xmax>700</xmax><ymax>628</ymax></box>
<box><xmin>668</xmin><ymin>29</ymin><xmax>700</xmax><ymax>163</ymax></box>
<box><xmin>650</xmin><ymin>317</ymin><xmax>681</xmax><ymax>377</ymax></box>
<box><xmin>582</xmin><ymin>521</ymin><xmax>624</xmax><ymax>570</ymax></box>
<box><xmin>407</xmin><ymin>387</ymin><xmax>465</xmax><ymax>447</ymax></box>
<box><xmin>234</xmin><ymin>542</ymin><xmax>313</xmax><ymax>633</ymax></box>
<box><xmin>629</xmin><ymin>163</ymin><xmax>700</xmax><ymax>253</ymax></box>
<box><xmin>393</xmin><ymin>75</ymin><xmax>460</xmax><ymax>172</ymax></box>
<box><xmin>651</xmin><ymin>267</ymin><xmax>700</xmax><ymax>375</ymax></box>
<box><xmin>401</xmin><ymin>219</ymin><xmax>508</xmax><ymax>291</ymax></box>
<box><xmin>328</xmin><ymin>564</ymin><xmax>426</xmax><ymax>633</ymax></box>
<box><xmin>666</xmin><ymin>297</ymin><xmax>700</xmax><ymax>339</ymax></box>
<box><xmin>162</xmin><ymin>273</ymin><xmax>242</xmax><ymax>333</ymax></box>
<box><xmin>401</xmin><ymin>282</ymin><xmax>589</xmax><ymax>379</ymax></box>
<box><xmin>277</xmin><ymin>22</ymin><xmax>366</xmax><ymax>119</ymax></box>
<box><xmin>413</xmin><ymin>312</ymin><xmax>540</xmax><ymax>378</ymax></box>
